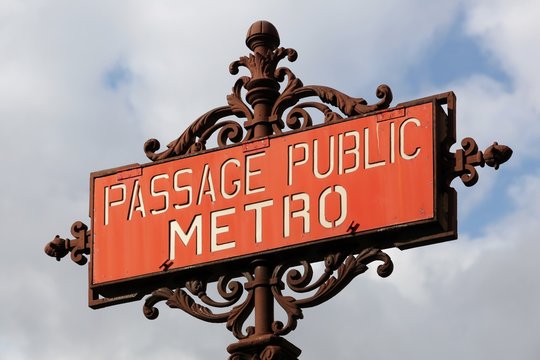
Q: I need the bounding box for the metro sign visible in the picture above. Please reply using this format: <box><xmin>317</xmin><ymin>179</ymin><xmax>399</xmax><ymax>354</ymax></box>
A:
<box><xmin>89</xmin><ymin>93</ymin><xmax>456</xmax><ymax>303</ymax></box>
<box><xmin>43</xmin><ymin>21</ymin><xmax>512</xmax><ymax>358</ymax></box>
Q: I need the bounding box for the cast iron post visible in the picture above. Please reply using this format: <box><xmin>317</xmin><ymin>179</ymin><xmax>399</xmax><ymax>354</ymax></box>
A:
<box><xmin>243</xmin><ymin>21</ymin><xmax>280</xmax><ymax>139</ymax></box>
<box><xmin>227</xmin><ymin>260</ymin><xmax>301</xmax><ymax>359</ymax></box>
<box><xmin>226</xmin><ymin>22</ymin><xmax>301</xmax><ymax>359</ymax></box>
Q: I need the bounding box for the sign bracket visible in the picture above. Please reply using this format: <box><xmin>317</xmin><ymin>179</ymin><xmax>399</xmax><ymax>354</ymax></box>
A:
<box><xmin>44</xmin><ymin>221</ymin><xmax>90</xmax><ymax>266</ymax></box>
<box><xmin>142</xmin><ymin>247</ymin><xmax>393</xmax><ymax>359</ymax></box>
<box><xmin>449</xmin><ymin>138</ymin><xmax>512</xmax><ymax>187</ymax></box>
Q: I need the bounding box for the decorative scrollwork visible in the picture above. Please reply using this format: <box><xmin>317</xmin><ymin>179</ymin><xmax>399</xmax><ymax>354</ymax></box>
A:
<box><xmin>229</xmin><ymin>47</ymin><xmax>298</xmax><ymax>82</ymax></box>
<box><xmin>450</xmin><ymin>137</ymin><xmax>513</xmax><ymax>187</ymax></box>
<box><xmin>143</xmin><ymin>272</ymin><xmax>255</xmax><ymax>339</ymax></box>
<box><xmin>272</xmin><ymin>84</ymin><xmax>393</xmax><ymax>134</ymax></box>
<box><xmin>143</xmin><ymin>247</ymin><xmax>393</xmax><ymax>341</ymax></box>
<box><xmin>270</xmin><ymin>248</ymin><xmax>393</xmax><ymax>336</ymax></box>
<box><xmin>144</xmin><ymin>106</ymin><xmax>238</xmax><ymax>161</ymax></box>
<box><xmin>44</xmin><ymin>221</ymin><xmax>90</xmax><ymax>265</ymax></box>
<box><xmin>143</xmin><ymin>20</ymin><xmax>393</xmax><ymax>162</ymax></box>
<box><xmin>226</xmin><ymin>289</ymin><xmax>255</xmax><ymax>340</ymax></box>
<box><xmin>228</xmin><ymin>77</ymin><xmax>254</xmax><ymax>121</ymax></box>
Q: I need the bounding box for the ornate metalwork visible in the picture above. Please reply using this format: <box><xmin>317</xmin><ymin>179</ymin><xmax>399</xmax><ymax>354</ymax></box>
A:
<box><xmin>271</xmin><ymin>248</ymin><xmax>393</xmax><ymax>336</ymax></box>
<box><xmin>450</xmin><ymin>137</ymin><xmax>513</xmax><ymax>187</ymax></box>
<box><xmin>142</xmin><ymin>247</ymin><xmax>393</xmax><ymax>341</ymax></box>
<box><xmin>227</xmin><ymin>334</ymin><xmax>301</xmax><ymax>360</ymax></box>
<box><xmin>143</xmin><ymin>272</ymin><xmax>256</xmax><ymax>339</ymax></box>
<box><xmin>44</xmin><ymin>221</ymin><xmax>90</xmax><ymax>265</ymax></box>
<box><xmin>44</xmin><ymin>19</ymin><xmax>513</xmax><ymax>360</ymax></box>
<box><xmin>144</xmin><ymin>21</ymin><xmax>393</xmax><ymax>162</ymax></box>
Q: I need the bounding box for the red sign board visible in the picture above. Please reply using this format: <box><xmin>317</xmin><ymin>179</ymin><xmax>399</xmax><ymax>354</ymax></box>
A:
<box><xmin>89</xmin><ymin>94</ymin><xmax>456</xmax><ymax>303</ymax></box>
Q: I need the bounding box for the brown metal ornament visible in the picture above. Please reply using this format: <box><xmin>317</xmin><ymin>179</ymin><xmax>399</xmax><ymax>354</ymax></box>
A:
<box><xmin>143</xmin><ymin>20</ymin><xmax>392</xmax><ymax>161</ymax></box>
<box><xmin>44</xmin><ymin>221</ymin><xmax>90</xmax><ymax>265</ymax></box>
<box><xmin>449</xmin><ymin>137</ymin><xmax>513</xmax><ymax>187</ymax></box>
<box><xmin>45</xmin><ymin>20</ymin><xmax>512</xmax><ymax>360</ymax></box>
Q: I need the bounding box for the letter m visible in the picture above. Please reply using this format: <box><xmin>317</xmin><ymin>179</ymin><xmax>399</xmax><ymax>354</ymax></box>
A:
<box><xmin>169</xmin><ymin>215</ymin><xmax>202</xmax><ymax>260</ymax></box>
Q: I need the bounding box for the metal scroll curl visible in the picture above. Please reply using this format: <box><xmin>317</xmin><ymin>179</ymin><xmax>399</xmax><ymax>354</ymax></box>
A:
<box><xmin>142</xmin><ymin>247</ymin><xmax>393</xmax><ymax>339</ymax></box>
<box><xmin>270</xmin><ymin>248</ymin><xmax>393</xmax><ymax>336</ymax></box>
<box><xmin>277</xmin><ymin>84</ymin><xmax>393</xmax><ymax>132</ymax></box>
<box><xmin>143</xmin><ymin>272</ymin><xmax>256</xmax><ymax>340</ymax></box>
<box><xmin>449</xmin><ymin>137</ymin><xmax>513</xmax><ymax>187</ymax></box>
<box><xmin>44</xmin><ymin>221</ymin><xmax>90</xmax><ymax>265</ymax></box>
<box><xmin>143</xmin><ymin>32</ymin><xmax>393</xmax><ymax>162</ymax></box>
<box><xmin>144</xmin><ymin>106</ymin><xmax>241</xmax><ymax>161</ymax></box>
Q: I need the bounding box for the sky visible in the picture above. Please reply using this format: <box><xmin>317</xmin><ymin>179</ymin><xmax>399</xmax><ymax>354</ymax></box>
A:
<box><xmin>1</xmin><ymin>0</ymin><xmax>539</xmax><ymax>359</ymax></box>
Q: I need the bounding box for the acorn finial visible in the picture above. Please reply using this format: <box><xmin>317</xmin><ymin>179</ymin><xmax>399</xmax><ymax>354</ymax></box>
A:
<box><xmin>246</xmin><ymin>20</ymin><xmax>280</xmax><ymax>51</ymax></box>
<box><xmin>484</xmin><ymin>142</ymin><xmax>513</xmax><ymax>170</ymax></box>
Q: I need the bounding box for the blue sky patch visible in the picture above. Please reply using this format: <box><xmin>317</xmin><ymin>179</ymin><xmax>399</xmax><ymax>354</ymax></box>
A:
<box><xmin>408</xmin><ymin>16</ymin><xmax>511</xmax><ymax>91</ymax></box>
<box><xmin>103</xmin><ymin>61</ymin><xmax>132</xmax><ymax>90</ymax></box>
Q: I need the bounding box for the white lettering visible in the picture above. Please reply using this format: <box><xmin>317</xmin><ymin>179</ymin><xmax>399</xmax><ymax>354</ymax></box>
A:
<box><xmin>150</xmin><ymin>174</ymin><xmax>169</xmax><ymax>215</ymax></box>
<box><xmin>220</xmin><ymin>158</ymin><xmax>241</xmax><ymax>199</ymax></box>
<box><xmin>400</xmin><ymin>118</ymin><xmax>421</xmax><ymax>160</ymax></box>
<box><xmin>245</xmin><ymin>152</ymin><xmax>266</xmax><ymax>195</ymax></box>
<box><xmin>389</xmin><ymin>122</ymin><xmax>396</xmax><ymax>164</ymax></box>
<box><xmin>342</xmin><ymin>131</ymin><xmax>360</xmax><ymax>174</ymax></box>
<box><xmin>284</xmin><ymin>193</ymin><xmax>310</xmax><ymax>237</ymax></box>
<box><xmin>104</xmin><ymin>183</ymin><xmax>126</xmax><ymax>226</ymax></box>
<box><xmin>211</xmin><ymin>207</ymin><xmax>236</xmax><ymax>252</ymax></box>
<box><xmin>364</xmin><ymin>127</ymin><xmax>386</xmax><ymax>169</ymax></box>
<box><xmin>287</xmin><ymin>143</ymin><xmax>309</xmax><ymax>186</ymax></box>
<box><xmin>313</xmin><ymin>137</ymin><xmax>335</xmax><ymax>179</ymax></box>
<box><xmin>169</xmin><ymin>216</ymin><xmax>203</xmax><ymax>260</ymax></box>
<box><xmin>173</xmin><ymin>168</ymin><xmax>192</xmax><ymax>210</ymax></box>
<box><xmin>197</xmin><ymin>164</ymin><xmax>216</xmax><ymax>205</ymax></box>
<box><xmin>244</xmin><ymin>199</ymin><xmax>274</xmax><ymax>243</ymax></box>
<box><xmin>319</xmin><ymin>185</ymin><xmax>348</xmax><ymax>228</ymax></box>
<box><xmin>127</xmin><ymin>180</ymin><xmax>146</xmax><ymax>220</ymax></box>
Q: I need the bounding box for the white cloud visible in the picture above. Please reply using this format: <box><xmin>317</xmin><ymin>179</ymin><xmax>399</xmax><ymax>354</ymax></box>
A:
<box><xmin>466</xmin><ymin>0</ymin><xmax>540</xmax><ymax>110</ymax></box>
<box><xmin>417</xmin><ymin>0</ymin><xmax>540</xmax><ymax>217</ymax></box>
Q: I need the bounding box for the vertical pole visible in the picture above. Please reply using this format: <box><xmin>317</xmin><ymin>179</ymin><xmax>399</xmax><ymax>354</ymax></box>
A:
<box><xmin>253</xmin><ymin>260</ymin><xmax>274</xmax><ymax>336</ymax></box>
<box><xmin>247</xmin><ymin>24</ymin><xmax>276</xmax><ymax>337</ymax></box>
<box><xmin>227</xmin><ymin>258</ymin><xmax>300</xmax><ymax>359</ymax></box>
<box><xmin>227</xmin><ymin>21</ymin><xmax>301</xmax><ymax>359</ymax></box>
<box><xmin>243</xmin><ymin>20</ymin><xmax>280</xmax><ymax>141</ymax></box>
